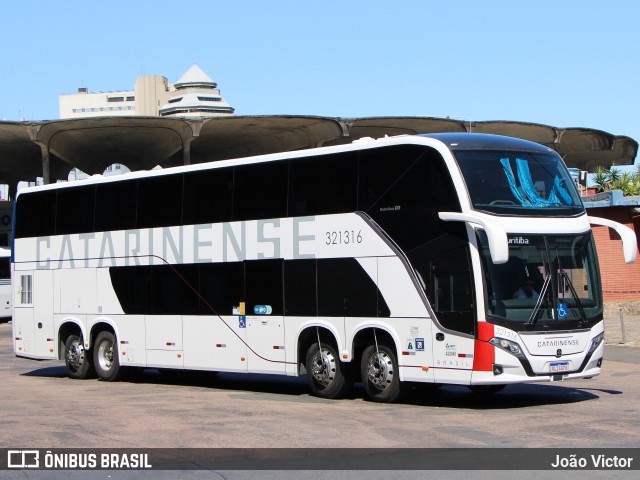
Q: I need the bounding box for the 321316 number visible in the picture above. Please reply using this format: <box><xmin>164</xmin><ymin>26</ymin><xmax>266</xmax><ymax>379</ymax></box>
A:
<box><xmin>325</xmin><ymin>230</ymin><xmax>363</xmax><ymax>245</ymax></box>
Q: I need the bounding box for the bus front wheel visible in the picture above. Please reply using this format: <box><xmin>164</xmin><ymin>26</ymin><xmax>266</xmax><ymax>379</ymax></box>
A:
<box><xmin>93</xmin><ymin>331</ymin><xmax>123</xmax><ymax>382</ymax></box>
<box><xmin>64</xmin><ymin>334</ymin><xmax>94</xmax><ymax>379</ymax></box>
<box><xmin>305</xmin><ymin>342</ymin><xmax>353</xmax><ymax>399</ymax></box>
<box><xmin>361</xmin><ymin>344</ymin><xmax>407</xmax><ymax>403</ymax></box>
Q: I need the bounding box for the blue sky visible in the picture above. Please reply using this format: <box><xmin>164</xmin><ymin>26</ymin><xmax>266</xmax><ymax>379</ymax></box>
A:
<box><xmin>1</xmin><ymin>0</ymin><xmax>639</xmax><ymax>164</ymax></box>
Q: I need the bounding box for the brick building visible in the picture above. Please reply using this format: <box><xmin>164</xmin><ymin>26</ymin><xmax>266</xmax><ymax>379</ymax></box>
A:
<box><xmin>584</xmin><ymin>191</ymin><xmax>640</xmax><ymax>308</ymax></box>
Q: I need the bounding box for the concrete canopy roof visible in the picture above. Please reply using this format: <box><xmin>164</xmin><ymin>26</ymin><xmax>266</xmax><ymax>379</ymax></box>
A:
<box><xmin>36</xmin><ymin>117</ymin><xmax>194</xmax><ymax>176</ymax></box>
<box><xmin>0</xmin><ymin>116</ymin><xmax>636</xmax><ymax>189</ymax></box>
<box><xmin>163</xmin><ymin>115</ymin><xmax>347</xmax><ymax>166</ymax></box>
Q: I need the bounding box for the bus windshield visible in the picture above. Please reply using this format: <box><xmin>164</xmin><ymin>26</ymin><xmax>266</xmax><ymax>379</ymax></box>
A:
<box><xmin>478</xmin><ymin>231</ymin><xmax>603</xmax><ymax>331</ymax></box>
<box><xmin>453</xmin><ymin>150</ymin><xmax>583</xmax><ymax>216</ymax></box>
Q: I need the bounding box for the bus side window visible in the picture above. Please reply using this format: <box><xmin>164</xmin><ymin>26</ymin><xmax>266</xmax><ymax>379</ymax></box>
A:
<box><xmin>138</xmin><ymin>174</ymin><xmax>183</xmax><ymax>229</ymax></box>
<box><xmin>317</xmin><ymin>258</ymin><xmax>386</xmax><ymax>317</ymax></box>
<box><xmin>152</xmin><ymin>264</ymin><xmax>199</xmax><ymax>315</ymax></box>
<box><xmin>183</xmin><ymin>169</ymin><xmax>233</xmax><ymax>225</ymax></box>
<box><xmin>56</xmin><ymin>185</ymin><xmax>96</xmax><ymax>235</ymax></box>
<box><xmin>15</xmin><ymin>190</ymin><xmax>57</xmax><ymax>238</ymax></box>
<box><xmin>288</xmin><ymin>152</ymin><xmax>357</xmax><ymax>217</ymax></box>
<box><xmin>234</xmin><ymin>162</ymin><xmax>288</xmax><ymax>221</ymax></box>
<box><xmin>245</xmin><ymin>260</ymin><xmax>283</xmax><ymax>316</ymax></box>
<box><xmin>198</xmin><ymin>262</ymin><xmax>244</xmax><ymax>316</ymax></box>
<box><xmin>358</xmin><ymin>145</ymin><xmax>426</xmax><ymax>213</ymax></box>
<box><xmin>95</xmin><ymin>180</ymin><xmax>137</xmax><ymax>232</ymax></box>
<box><xmin>284</xmin><ymin>260</ymin><xmax>317</xmax><ymax>316</ymax></box>
<box><xmin>358</xmin><ymin>145</ymin><xmax>461</xmax><ymax>253</ymax></box>
<box><xmin>109</xmin><ymin>266</ymin><xmax>152</xmax><ymax>314</ymax></box>
<box><xmin>429</xmin><ymin>245</ymin><xmax>475</xmax><ymax>336</ymax></box>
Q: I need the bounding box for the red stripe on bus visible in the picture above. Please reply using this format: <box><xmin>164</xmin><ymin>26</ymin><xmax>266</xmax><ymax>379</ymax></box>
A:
<box><xmin>473</xmin><ymin>322</ymin><xmax>495</xmax><ymax>371</ymax></box>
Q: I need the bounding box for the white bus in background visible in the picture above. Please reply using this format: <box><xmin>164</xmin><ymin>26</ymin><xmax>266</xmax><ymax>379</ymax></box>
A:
<box><xmin>0</xmin><ymin>247</ymin><xmax>11</xmax><ymax>319</ymax></box>
<box><xmin>11</xmin><ymin>133</ymin><xmax>637</xmax><ymax>402</ymax></box>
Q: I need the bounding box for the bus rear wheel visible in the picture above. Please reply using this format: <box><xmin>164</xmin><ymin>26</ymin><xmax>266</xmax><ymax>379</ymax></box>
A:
<box><xmin>64</xmin><ymin>334</ymin><xmax>94</xmax><ymax>379</ymax></box>
<box><xmin>361</xmin><ymin>344</ymin><xmax>407</xmax><ymax>403</ymax></box>
<box><xmin>305</xmin><ymin>342</ymin><xmax>353</xmax><ymax>399</ymax></box>
<box><xmin>93</xmin><ymin>331</ymin><xmax>123</xmax><ymax>382</ymax></box>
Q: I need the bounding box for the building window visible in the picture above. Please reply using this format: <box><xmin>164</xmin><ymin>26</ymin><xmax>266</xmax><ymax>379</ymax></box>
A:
<box><xmin>108</xmin><ymin>96</ymin><xmax>124</xmax><ymax>103</ymax></box>
<box><xmin>126</xmin><ymin>96</ymin><xmax>135</xmax><ymax>101</ymax></box>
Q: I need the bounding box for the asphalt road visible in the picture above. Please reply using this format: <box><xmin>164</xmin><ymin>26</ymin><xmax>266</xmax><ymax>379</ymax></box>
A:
<box><xmin>0</xmin><ymin>320</ymin><xmax>638</xmax><ymax>479</ymax></box>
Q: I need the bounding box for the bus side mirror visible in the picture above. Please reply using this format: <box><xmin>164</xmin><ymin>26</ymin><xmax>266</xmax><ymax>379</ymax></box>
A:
<box><xmin>588</xmin><ymin>216</ymin><xmax>637</xmax><ymax>264</ymax></box>
<box><xmin>439</xmin><ymin>212</ymin><xmax>509</xmax><ymax>264</ymax></box>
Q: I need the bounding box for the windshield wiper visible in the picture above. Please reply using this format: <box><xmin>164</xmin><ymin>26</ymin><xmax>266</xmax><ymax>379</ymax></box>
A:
<box><xmin>525</xmin><ymin>275</ymin><xmax>551</xmax><ymax>328</ymax></box>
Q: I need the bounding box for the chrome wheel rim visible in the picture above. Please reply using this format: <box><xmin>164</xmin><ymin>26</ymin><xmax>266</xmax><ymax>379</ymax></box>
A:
<box><xmin>367</xmin><ymin>351</ymin><xmax>394</xmax><ymax>391</ymax></box>
<box><xmin>97</xmin><ymin>339</ymin><xmax>114</xmax><ymax>371</ymax></box>
<box><xmin>311</xmin><ymin>348</ymin><xmax>336</xmax><ymax>386</ymax></box>
<box><xmin>66</xmin><ymin>339</ymin><xmax>85</xmax><ymax>371</ymax></box>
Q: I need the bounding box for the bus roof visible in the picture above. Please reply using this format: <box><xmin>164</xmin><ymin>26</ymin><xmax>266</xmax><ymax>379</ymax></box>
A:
<box><xmin>15</xmin><ymin>133</ymin><xmax>555</xmax><ymax>197</ymax></box>
<box><xmin>422</xmin><ymin>133</ymin><xmax>554</xmax><ymax>153</ymax></box>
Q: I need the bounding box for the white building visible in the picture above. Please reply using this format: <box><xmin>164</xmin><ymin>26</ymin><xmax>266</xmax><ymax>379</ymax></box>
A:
<box><xmin>158</xmin><ymin>64</ymin><xmax>234</xmax><ymax>117</ymax></box>
<box><xmin>59</xmin><ymin>64</ymin><xmax>235</xmax><ymax>119</ymax></box>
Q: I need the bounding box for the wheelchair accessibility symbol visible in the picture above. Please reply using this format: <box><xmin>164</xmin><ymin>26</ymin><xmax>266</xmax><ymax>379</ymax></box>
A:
<box><xmin>557</xmin><ymin>303</ymin><xmax>568</xmax><ymax>319</ymax></box>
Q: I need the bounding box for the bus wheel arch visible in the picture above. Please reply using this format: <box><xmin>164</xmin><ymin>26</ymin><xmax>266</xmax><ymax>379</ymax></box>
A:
<box><xmin>298</xmin><ymin>326</ymin><xmax>353</xmax><ymax>399</ymax></box>
<box><xmin>90</xmin><ymin>322</ymin><xmax>124</xmax><ymax>382</ymax></box>
<box><xmin>353</xmin><ymin>327</ymin><xmax>408</xmax><ymax>403</ymax></box>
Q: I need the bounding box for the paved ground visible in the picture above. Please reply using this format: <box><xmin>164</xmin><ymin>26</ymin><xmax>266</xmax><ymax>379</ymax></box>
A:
<box><xmin>604</xmin><ymin>313</ymin><xmax>640</xmax><ymax>346</ymax></box>
<box><xmin>0</xmin><ymin>317</ymin><xmax>638</xmax><ymax>480</ymax></box>
<box><xmin>0</xmin><ymin>319</ymin><xmax>638</xmax><ymax>450</ymax></box>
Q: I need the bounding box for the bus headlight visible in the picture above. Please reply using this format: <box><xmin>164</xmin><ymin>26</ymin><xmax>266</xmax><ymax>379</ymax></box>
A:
<box><xmin>489</xmin><ymin>337</ymin><xmax>525</xmax><ymax>359</ymax></box>
<box><xmin>588</xmin><ymin>332</ymin><xmax>604</xmax><ymax>354</ymax></box>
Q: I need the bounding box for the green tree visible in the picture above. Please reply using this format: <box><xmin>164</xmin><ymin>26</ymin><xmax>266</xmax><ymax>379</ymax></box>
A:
<box><xmin>608</xmin><ymin>166</ymin><xmax>622</xmax><ymax>183</ymax></box>
<box><xmin>593</xmin><ymin>166</ymin><xmax>610</xmax><ymax>193</ymax></box>
<box><xmin>593</xmin><ymin>165</ymin><xmax>640</xmax><ymax>196</ymax></box>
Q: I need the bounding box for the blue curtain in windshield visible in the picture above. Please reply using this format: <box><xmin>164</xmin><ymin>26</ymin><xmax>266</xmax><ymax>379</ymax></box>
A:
<box><xmin>500</xmin><ymin>158</ymin><xmax>573</xmax><ymax>207</ymax></box>
<box><xmin>552</xmin><ymin>175</ymin><xmax>573</xmax><ymax>204</ymax></box>
<box><xmin>499</xmin><ymin>158</ymin><xmax>530</xmax><ymax>205</ymax></box>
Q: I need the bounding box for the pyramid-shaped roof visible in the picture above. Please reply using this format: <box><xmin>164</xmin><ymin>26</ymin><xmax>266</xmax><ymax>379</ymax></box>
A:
<box><xmin>175</xmin><ymin>64</ymin><xmax>216</xmax><ymax>87</ymax></box>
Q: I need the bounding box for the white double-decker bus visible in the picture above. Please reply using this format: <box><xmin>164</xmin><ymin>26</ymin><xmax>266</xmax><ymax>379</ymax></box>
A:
<box><xmin>11</xmin><ymin>133</ymin><xmax>636</xmax><ymax>402</ymax></box>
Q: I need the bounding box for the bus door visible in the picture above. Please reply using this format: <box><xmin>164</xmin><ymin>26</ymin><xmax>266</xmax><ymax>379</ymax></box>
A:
<box><xmin>244</xmin><ymin>260</ymin><xmax>286</xmax><ymax>374</ymax></box>
<box><xmin>429</xmin><ymin>245</ymin><xmax>476</xmax><ymax>384</ymax></box>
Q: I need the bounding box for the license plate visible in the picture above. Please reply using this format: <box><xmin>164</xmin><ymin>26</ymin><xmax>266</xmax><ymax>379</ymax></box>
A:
<box><xmin>550</xmin><ymin>361</ymin><xmax>570</xmax><ymax>372</ymax></box>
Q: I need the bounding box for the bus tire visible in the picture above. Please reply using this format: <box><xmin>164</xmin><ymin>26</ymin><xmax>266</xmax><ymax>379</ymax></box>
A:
<box><xmin>361</xmin><ymin>344</ymin><xmax>407</xmax><ymax>403</ymax></box>
<box><xmin>64</xmin><ymin>334</ymin><xmax>94</xmax><ymax>379</ymax></box>
<box><xmin>93</xmin><ymin>331</ymin><xmax>123</xmax><ymax>382</ymax></box>
<box><xmin>305</xmin><ymin>342</ymin><xmax>353</xmax><ymax>399</ymax></box>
